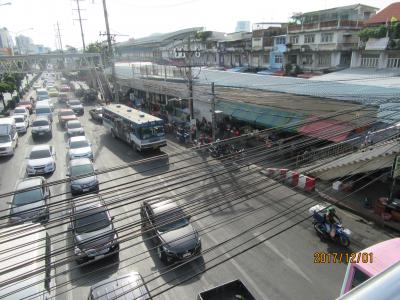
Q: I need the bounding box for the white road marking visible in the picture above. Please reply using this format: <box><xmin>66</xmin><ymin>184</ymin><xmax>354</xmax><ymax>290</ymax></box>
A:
<box><xmin>253</xmin><ymin>232</ymin><xmax>313</xmax><ymax>284</ymax></box>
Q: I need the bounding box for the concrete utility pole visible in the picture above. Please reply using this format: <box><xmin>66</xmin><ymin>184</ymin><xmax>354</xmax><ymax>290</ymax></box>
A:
<box><xmin>73</xmin><ymin>0</ymin><xmax>86</xmax><ymax>51</ymax></box>
<box><xmin>102</xmin><ymin>0</ymin><xmax>119</xmax><ymax>103</ymax></box>
<box><xmin>187</xmin><ymin>36</ymin><xmax>194</xmax><ymax>120</ymax></box>
<box><xmin>211</xmin><ymin>82</ymin><xmax>216</xmax><ymax>141</ymax></box>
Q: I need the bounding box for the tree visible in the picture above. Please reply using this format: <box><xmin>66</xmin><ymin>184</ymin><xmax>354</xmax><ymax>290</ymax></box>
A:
<box><xmin>0</xmin><ymin>81</ymin><xmax>16</xmax><ymax>109</ymax></box>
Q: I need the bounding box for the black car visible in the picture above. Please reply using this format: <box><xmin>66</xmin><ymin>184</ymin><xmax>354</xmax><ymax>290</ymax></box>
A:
<box><xmin>9</xmin><ymin>177</ymin><xmax>50</xmax><ymax>224</ymax></box>
<box><xmin>140</xmin><ymin>198</ymin><xmax>201</xmax><ymax>264</ymax></box>
<box><xmin>67</xmin><ymin>158</ymin><xmax>99</xmax><ymax>195</ymax></box>
<box><xmin>69</xmin><ymin>194</ymin><xmax>119</xmax><ymax>264</ymax></box>
<box><xmin>67</xmin><ymin>99</ymin><xmax>84</xmax><ymax>116</ymax></box>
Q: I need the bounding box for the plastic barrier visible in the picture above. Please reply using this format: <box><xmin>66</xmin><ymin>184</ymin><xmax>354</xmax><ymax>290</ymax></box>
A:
<box><xmin>286</xmin><ymin>170</ymin><xmax>299</xmax><ymax>186</ymax></box>
<box><xmin>279</xmin><ymin>169</ymin><xmax>288</xmax><ymax>180</ymax></box>
<box><xmin>297</xmin><ymin>175</ymin><xmax>316</xmax><ymax>192</ymax></box>
<box><xmin>266</xmin><ymin>168</ymin><xmax>279</xmax><ymax>178</ymax></box>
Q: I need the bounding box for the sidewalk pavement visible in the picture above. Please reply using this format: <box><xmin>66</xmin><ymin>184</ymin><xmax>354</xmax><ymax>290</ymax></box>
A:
<box><xmin>316</xmin><ymin>180</ymin><xmax>400</xmax><ymax>233</ymax></box>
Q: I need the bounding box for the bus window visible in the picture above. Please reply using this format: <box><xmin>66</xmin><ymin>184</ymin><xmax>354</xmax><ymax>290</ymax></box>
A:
<box><xmin>351</xmin><ymin>267</ymin><xmax>370</xmax><ymax>290</ymax></box>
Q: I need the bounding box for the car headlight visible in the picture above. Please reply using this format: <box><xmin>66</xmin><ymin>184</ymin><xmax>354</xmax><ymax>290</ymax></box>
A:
<box><xmin>27</xmin><ymin>165</ymin><xmax>34</xmax><ymax>171</ymax></box>
<box><xmin>46</xmin><ymin>162</ymin><xmax>54</xmax><ymax>168</ymax></box>
<box><xmin>162</xmin><ymin>245</ymin><xmax>173</xmax><ymax>254</ymax></box>
<box><xmin>74</xmin><ymin>246</ymin><xmax>84</xmax><ymax>256</ymax></box>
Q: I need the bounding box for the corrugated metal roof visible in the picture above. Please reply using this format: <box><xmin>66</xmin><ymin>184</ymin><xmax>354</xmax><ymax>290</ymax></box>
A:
<box><xmin>366</xmin><ymin>2</ymin><xmax>400</xmax><ymax>24</ymax></box>
<box><xmin>196</xmin><ymin>69</ymin><xmax>400</xmax><ymax>105</ymax></box>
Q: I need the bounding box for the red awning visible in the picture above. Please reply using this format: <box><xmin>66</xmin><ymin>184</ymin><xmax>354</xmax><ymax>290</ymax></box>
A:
<box><xmin>299</xmin><ymin>118</ymin><xmax>353</xmax><ymax>143</ymax></box>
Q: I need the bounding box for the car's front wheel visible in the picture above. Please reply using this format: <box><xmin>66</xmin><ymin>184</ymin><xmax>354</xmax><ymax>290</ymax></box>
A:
<box><xmin>157</xmin><ymin>246</ymin><xmax>168</xmax><ymax>264</ymax></box>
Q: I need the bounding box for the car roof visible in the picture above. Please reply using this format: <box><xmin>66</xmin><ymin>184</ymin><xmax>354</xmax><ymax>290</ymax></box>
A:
<box><xmin>69</xmin><ymin>136</ymin><xmax>87</xmax><ymax>142</ymax></box>
<box><xmin>90</xmin><ymin>272</ymin><xmax>150</xmax><ymax>300</ymax></box>
<box><xmin>148</xmin><ymin>200</ymin><xmax>181</xmax><ymax>217</ymax></box>
<box><xmin>32</xmin><ymin>116</ymin><xmax>50</xmax><ymax>123</ymax></box>
<box><xmin>67</xmin><ymin>120</ymin><xmax>81</xmax><ymax>124</ymax></box>
<box><xmin>12</xmin><ymin>115</ymin><xmax>25</xmax><ymax>119</ymax></box>
<box><xmin>36</xmin><ymin>102</ymin><xmax>51</xmax><ymax>108</ymax></box>
<box><xmin>73</xmin><ymin>199</ymin><xmax>103</xmax><ymax>213</ymax></box>
<box><xmin>69</xmin><ymin>157</ymin><xmax>92</xmax><ymax>166</ymax></box>
<box><xmin>31</xmin><ymin>145</ymin><xmax>51</xmax><ymax>152</ymax></box>
<box><xmin>69</xmin><ymin>99</ymin><xmax>81</xmax><ymax>103</ymax></box>
<box><xmin>17</xmin><ymin>177</ymin><xmax>43</xmax><ymax>190</ymax></box>
<box><xmin>59</xmin><ymin>108</ymin><xmax>74</xmax><ymax>113</ymax></box>
<box><xmin>14</xmin><ymin>107</ymin><xmax>27</xmax><ymax>111</ymax></box>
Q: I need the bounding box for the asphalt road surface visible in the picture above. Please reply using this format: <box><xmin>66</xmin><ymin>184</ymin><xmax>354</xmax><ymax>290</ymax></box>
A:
<box><xmin>0</xmin><ymin>88</ymin><xmax>396</xmax><ymax>300</ymax></box>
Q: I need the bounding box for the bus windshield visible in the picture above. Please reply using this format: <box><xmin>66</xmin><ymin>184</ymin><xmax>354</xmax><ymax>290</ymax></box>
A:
<box><xmin>139</xmin><ymin>126</ymin><xmax>164</xmax><ymax>140</ymax></box>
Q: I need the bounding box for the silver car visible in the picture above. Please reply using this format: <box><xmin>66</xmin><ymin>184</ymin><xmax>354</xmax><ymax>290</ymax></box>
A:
<box><xmin>12</xmin><ymin>115</ymin><xmax>29</xmax><ymax>133</ymax></box>
<box><xmin>67</xmin><ymin>136</ymin><xmax>93</xmax><ymax>160</ymax></box>
<box><xmin>66</xmin><ymin>120</ymin><xmax>84</xmax><ymax>137</ymax></box>
<box><xmin>9</xmin><ymin>177</ymin><xmax>50</xmax><ymax>224</ymax></box>
<box><xmin>26</xmin><ymin>145</ymin><xmax>56</xmax><ymax>176</ymax></box>
<box><xmin>31</xmin><ymin>117</ymin><xmax>52</xmax><ymax>139</ymax></box>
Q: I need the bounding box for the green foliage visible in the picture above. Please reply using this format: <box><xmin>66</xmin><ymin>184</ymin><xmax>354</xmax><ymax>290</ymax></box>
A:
<box><xmin>86</xmin><ymin>41</ymin><xmax>107</xmax><ymax>54</ymax></box>
<box><xmin>284</xmin><ymin>63</ymin><xmax>292</xmax><ymax>75</ymax></box>
<box><xmin>195</xmin><ymin>31</ymin><xmax>212</xmax><ymax>41</ymax></box>
<box><xmin>358</xmin><ymin>25</ymin><xmax>387</xmax><ymax>42</ymax></box>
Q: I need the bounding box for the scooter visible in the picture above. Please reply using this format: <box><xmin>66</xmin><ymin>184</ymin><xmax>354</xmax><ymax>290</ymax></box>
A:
<box><xmin>309</xmin><ymin>205</ymin><xmax>351</xmax><ymax>247</ymax></box>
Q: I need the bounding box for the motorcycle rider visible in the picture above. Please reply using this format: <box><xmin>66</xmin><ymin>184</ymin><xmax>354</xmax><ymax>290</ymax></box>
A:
<box><xmin>324</xmin><ymin>207</ymin><xmax>341</xmax><ymax>238</ymax></box>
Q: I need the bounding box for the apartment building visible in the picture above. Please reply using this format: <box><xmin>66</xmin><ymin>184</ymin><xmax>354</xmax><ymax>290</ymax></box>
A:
<box><xmin>286</xmin><ymin>4</ymin><xmax>378</xmax><ymax>71</ymax></box>
<box><xmin>350</xmin><ymin>2</ymin><xmax>400</xmax><ymax>68</ymax></box>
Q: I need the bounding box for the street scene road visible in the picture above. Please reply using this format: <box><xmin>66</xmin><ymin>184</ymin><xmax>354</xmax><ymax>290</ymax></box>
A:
<box><xmin>0</xmin><ymin>84</ymin><xmax>396</xmax><ymax>299</ymax></box>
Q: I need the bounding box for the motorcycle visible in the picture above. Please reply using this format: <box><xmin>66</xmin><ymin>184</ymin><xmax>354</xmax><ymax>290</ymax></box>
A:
<box><xmin>309</xmin><ymin>205</ymin><xmax>351</xmax><ymax>247</ymax></box>
<box><xmin>176</xmin><ymin>127</ymin><xmax>190</xmax><ymax>144</ymax></box>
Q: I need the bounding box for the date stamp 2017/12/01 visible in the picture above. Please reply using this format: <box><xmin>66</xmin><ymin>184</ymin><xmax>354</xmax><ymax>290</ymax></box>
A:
<box><xmin>314</xmin><ymin>252</ymin><xmax>373</xmax><ymax>264</ymax></box>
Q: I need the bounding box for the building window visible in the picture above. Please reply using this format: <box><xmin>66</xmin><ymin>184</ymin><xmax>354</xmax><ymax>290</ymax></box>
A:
<box><xmin>274</xmin><ymin>55</ymin><xmax>283</xmax><ymax>64</ymax></box>
<box><xmin>321</xmin><ymin>33</ymin><xmax>333</xmax><ymax>43</ymax></box>
<box><xmin>304</xmin><ymin>34</ymin><xmax>315</xmax><ymax>44</ymax></box>
<box><xmin>263</xmin><ymin>55</ymin><xmax>269</xmax><ymax>64</ymax></box>
<box><xmin>290</xmin><ymin>35</ymin><xmax>299</xmax><ymax>44</ymax></box>
<box><xmin>317</xmin><ymin>53</ymin><xmax>331</xmax><ymax>66</ymax></box>
<box><xmin>275</xmin><ymin>37</ymin><xmax>286</xmax><ymax>45</ymax></box>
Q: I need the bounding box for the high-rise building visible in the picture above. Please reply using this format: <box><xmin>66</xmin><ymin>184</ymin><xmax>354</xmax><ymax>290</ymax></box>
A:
<box><xmin>235</xmin><ymin>21</ymin><xmax>251</xmax><ymax>33</ymax></box>
<box><xmin>0</xmin><ymin>27</ymin><xmax>13</xmax><ymax>56</ymax></box>
<box><xmin>15</xmin><ymin>35</ymin><xmax>34</xmax><ymax>54</ymax></box>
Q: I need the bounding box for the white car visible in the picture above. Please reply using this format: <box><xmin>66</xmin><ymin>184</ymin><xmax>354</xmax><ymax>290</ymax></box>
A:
<box><xmin>66</xmin><ymin>120</ymin><xmax>84</xmax><ymax>137</ymax></box>
<box><xmin>13</xmin><ymin>107</ymin><xmax>30</xmax><ymax>119</ymax></box>
<box><xmin>12</xmin><ymin>115</ymin><xmax>29</xmax><ymax>133</ymax></box>
<box><xmin>67</xmin><ymin>136</ymin><xmax>93</xmax><ymax>160</ymax></box>
<box><xmin>26</xmin><ymin>145</ymin><xmax>56</xmax><ymax>176</ymax></box>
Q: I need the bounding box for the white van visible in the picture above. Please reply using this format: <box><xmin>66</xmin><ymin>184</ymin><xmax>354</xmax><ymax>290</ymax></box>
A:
<box><xmin>0</xmin><ymin>224</ymin><xmax>55</xmax><ymax>299</ymax></box>
<box><xmin>35</xmin><ymin>102</ymin><xmax>53</xmax><ymax>122</ymax></box>
<box><xmin>0</xmin><ymin>117</ymin><xmax>18</xmax><ymax>156</ymax></box>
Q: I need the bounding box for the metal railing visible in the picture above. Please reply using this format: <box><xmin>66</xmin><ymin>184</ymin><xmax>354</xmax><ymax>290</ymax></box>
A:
<box><xmin>361</xmin><ymin>57</ymin><xmax>379</xmax><ymax>68</ymax></box>
<box><xmin>387</xmin><ymin>58</ymin><xmax>400</xmax><ymax>68</ymax></box>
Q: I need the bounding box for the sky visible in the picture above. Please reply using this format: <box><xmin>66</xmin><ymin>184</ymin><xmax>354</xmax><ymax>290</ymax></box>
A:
<box><xmin>0</xmin><ymin>0</ymin><xmax>395</xmax><ymax>50</ymax></box>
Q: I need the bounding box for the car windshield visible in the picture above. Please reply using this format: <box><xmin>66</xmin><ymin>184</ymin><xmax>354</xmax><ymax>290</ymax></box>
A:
<box><xmin>0</xmin><ymin>135</ymin><xmax>11</xmax><ymax>143</ymax></box>
<box><xmin>156</xmin><ymin>210</ymin><xmax>189</xmax><ymax>232</ymax></box>
<box><xmin>68</xmin><ymin>122</ymin><xmax>81</xmax><ymax>129</ymax></box>
<box><xmin>13</xmin><ymin>187</ymin><xmax>43</xmax><ymax>206</ymax></box>
<box><xmin>70</xmin><ymin>163</ymin><xmax>93</xmax><ymax>177</ymax></box>
<box><xmin>32</xmin><ymin>120</ymin><xmax>49</xmax><ymax>126</ymax></box>
<box><xmin>140</xmin><ymin>126</ymin><xmax>165</xmax><ymax>139</ymax></box>
<box><xmin>14</xmin><ymin>117</ymin><xmax>24</xmax><ymax>123</ymax></box>
<box><xmin>14</xmin><ymin>109</ymin><xmax>25</xmax><ymax>114</ymax></box>
<box><xmin>29</xmin><ymin>149</ymin><xmax>50</xmax><ymax>159</ymax></box>
<box><xmin>60</xmin><ymin>111</ymin><xmax>75</xmax><ymax>116</ymax></box>
<box><xmin>36</xmin><ymin>107</ymin><xmax>51</xmax><ymax>114</ymax></box>
<box><xmin>69</xmin><ymin>101</ymin><xmax>81</xmax><ymax>105</ymax></box>
<box><xmin>70</xmin><ymin>140</ymin><xmax>89</xmax><ymax>149</ymax></box>
<box><xmin>19</xmin><ymin>101</ymin><xmax>30</xmax><ymax>105</ymax></box>
<box><xmin>74</xmin><ymin>208</ymin><xmax>110</xmax><ymax>233</ymax></box>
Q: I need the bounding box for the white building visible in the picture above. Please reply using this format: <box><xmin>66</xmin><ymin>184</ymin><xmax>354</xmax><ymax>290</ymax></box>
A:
<box><xmin>15</xmin><ymin>35</ymin><xmax>34</xmax><ymax>54</ymax></box>
<box><xmin>0</xmin><ymin>27</ymin><xmax>13</xmax><ymax>55</ymax></box>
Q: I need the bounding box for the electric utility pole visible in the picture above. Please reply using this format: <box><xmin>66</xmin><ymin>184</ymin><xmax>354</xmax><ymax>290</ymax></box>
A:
<box><xmin>211</xmin><ymin>82</ymin><xmax>216</xmax><ymax>141</ymax></box>
<box><xmin>56</xmin><ymin>21</ymin><xmax>63</xmax><ymax>52</ymax></box>
<box><xmin>101</xmin><ymin>0</ymin><xmax>119</xmax><ymax>103</ymax></box>
<box><xmin>73</xmin><ymin>0</ymin><xmax>86</xmax><ymax>51</ymax></box>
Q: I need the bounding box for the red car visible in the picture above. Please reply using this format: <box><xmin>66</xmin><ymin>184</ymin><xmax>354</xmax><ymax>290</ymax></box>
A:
<box><xmin>60</xmin><ymin>84</ymin><xmax>71</xmax><ymax>92</ymax></box>
<box><xmin>58</xmin><ymin>109</ymin><xmax>77</xmax><ymax>127</ymax></box>
<box><xmin>17</xmin><ymin>100</ymin><xmax>33</xmax><ymax>113</ymax></box>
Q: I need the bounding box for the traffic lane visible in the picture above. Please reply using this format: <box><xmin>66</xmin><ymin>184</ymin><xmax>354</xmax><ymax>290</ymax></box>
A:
<box><xmin>152</xmin><ymin>169</ymin><xmax>393</xmax><ymax>300</ymax></box>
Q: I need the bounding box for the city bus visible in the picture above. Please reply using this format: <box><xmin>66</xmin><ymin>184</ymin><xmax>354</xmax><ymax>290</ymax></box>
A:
<box><xmin>102</xmin><ymin>104</ymin><xmax>167</xmax><ymax>151</ymax></box>
<box><xmin>339</xmin><ymin>238</ymin><xmax>400</xmax><ymax>297</ymax></box>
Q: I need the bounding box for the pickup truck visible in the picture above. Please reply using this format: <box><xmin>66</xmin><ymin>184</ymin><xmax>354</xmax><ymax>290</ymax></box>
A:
<box><xmin>198</xmin><ymin>279</ymin><xmax>255</xmax><ymax>300</ymax></box>
<box><xmin>89</xmin><ymin>107</ymin><xmax>103</xmax><ymax>123</ymax></box>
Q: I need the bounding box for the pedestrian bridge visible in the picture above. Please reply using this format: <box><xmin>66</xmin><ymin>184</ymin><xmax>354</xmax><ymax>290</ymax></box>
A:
<box><xmin>300</xmin><ymin>139</ymin><xmax>400</xmax><ymax>180</ymax></box>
